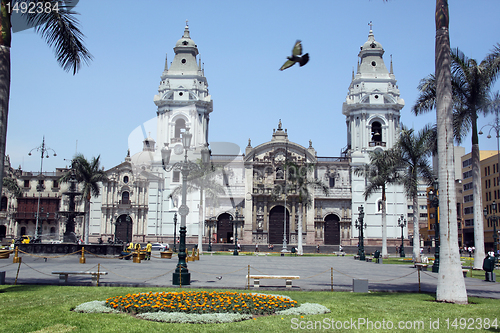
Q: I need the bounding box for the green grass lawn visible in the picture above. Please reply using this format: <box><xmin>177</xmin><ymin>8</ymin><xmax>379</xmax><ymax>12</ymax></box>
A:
<box><xmin>1</xmin><ymin>285</ymin><xmax>500</xmax><ymax>333</ymax></box>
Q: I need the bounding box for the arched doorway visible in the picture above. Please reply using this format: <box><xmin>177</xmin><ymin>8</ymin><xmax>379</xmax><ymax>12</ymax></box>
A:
<box><xmin>1</xmin><ymin>196</ymin><xmax>7</xmax><ymax>211</ymax></box>
<box><xmin>268</xmin><ymin>206</ymin><xmax>289</xmax><ymax>245</ymax></box>
<box><xmin>324</xmin><ymin>214</ymin><xmax>340</xmax><ymax>245</ymax></box>
<box><xmin>115</xmin><ymin>214</ymin><xmax>132</xmax><ymax>243</ymax></box>
<box><xmin>217</xmin><ymin>213</ymin><xmax>233</xmax><ymax>243</ymax></box>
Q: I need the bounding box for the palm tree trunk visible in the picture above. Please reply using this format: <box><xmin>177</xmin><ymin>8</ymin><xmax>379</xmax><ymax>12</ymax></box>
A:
<box><xmin>413</xmin><ymin>195</ymin><xmax>421</xmax><ymax>262</ymax></box>
<box><xmin>381</xmin><ymin>187</ymin><xmax>388</xmax><ymax>258</ymax></box>
<box><xmin>298</xmin><ymin>203</ymin><xmax>303</xmax><ymax>255</ymax></box>
<box><xmin>472</xmin><ymin>143</ymin><xmax>485</xmax><ymax>269</ymax></box>
<box><xmin>435</xmin><ymin>0</ymin><xmax>468</xmax><ymax>303</ymax></box>
<box><xmin>0</xmin><ymin>4</ymin><xmax>11</xmax><ymax>202</ymax></box>
<box><xmin>84</xmin><ymin>198</ymin><xmax>90</xmax><ymax>244</ymax></box>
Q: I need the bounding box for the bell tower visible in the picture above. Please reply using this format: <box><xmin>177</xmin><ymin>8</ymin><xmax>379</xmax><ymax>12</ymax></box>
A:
<box><xmin>342</xmin><ymin>26</ymin><xmax>406</xmax><ymax>246</ymax></box>
<box><xmin>154</xmin><ymin>22</ymin><xmax>213</xmax><ymax>161</ymax></box>
<box><xmin>149</xmin><ymin>23</ymin><xmax>213</xmax><ymax>238</ymax></box>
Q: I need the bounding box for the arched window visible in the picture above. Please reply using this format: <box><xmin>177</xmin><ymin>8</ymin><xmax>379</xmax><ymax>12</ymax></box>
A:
<box><xmin>371</xmin><ymin>121</ymin><xmax>382</xmax><ymax>142</ymax></box>
<box><xmin>175</xmin><ymin>119</ymin><xmax>186</xmax><ymax>138</ymax></box>
<box><xmin>121</xmin><ymin>191</ymin><xmax>130</xmax><ymax>204</ymax></box>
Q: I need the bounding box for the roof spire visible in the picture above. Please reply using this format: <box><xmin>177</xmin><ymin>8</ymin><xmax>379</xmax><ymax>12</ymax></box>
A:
<box><xmin>183</xmin><ymin>20</ymin><xmax>190</xmax><ymax>38</ymax></box>
<box><xmin>390</xmin><ymin>54</ymin><xmax>393</xmax><ymax>74</ymax></box>
<box><xmin>368</xmin><ymin>21</ymin><xmax>373</xmax><ymax>32</ymax></box>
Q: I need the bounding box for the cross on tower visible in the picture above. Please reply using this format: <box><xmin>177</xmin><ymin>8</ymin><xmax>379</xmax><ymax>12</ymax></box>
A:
<box><xmin>368</xmin><ymin>21</ymin><xmax>373</xmax><ymax>31</ymax></box>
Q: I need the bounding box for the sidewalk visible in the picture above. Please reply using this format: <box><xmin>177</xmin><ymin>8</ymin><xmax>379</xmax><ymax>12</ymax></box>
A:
<box><xmin>1</xmin><ymin>252</ymin><xmax>499</xmax><ymax>299</ymax></box>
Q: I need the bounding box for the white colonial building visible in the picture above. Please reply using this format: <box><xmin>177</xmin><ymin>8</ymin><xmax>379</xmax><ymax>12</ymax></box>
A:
<box><xmin>0</xmin><ymin>25</ymin><xmax>410</xmax><ymax>250</ymax></box>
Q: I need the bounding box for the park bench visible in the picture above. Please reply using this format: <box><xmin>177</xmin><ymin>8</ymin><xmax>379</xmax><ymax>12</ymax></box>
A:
<box><xmin>52</xmin><ymin>271</ymin><xmax>107</xmax><ymax>286</ymax></box>
<box><xmin>246</xmin><ymin>275</ymin><xmax>300</xmax><ymax>288</ymax></box>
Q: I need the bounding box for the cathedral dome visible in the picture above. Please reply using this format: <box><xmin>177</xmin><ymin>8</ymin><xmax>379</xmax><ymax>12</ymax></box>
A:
<box><xmin>173</xmin><ymin>23</ymin><xmax>199</xmax><ymax>56</ymax></box>
<box><xmin>360</xmin><ymin>29</ymin><xmax>383</xmax><ymax>52</ymax></box>
<box><xmin>175</xmin><ymin>36</ymin><xmax>196</xmax><ymax>48</ymax></box>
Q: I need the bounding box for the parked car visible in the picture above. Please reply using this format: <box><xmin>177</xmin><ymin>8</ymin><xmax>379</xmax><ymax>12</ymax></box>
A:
<box><xmin>151</xmin><ymin>243</ymin><xmax>169</xmax><ymax>251</ymax></box>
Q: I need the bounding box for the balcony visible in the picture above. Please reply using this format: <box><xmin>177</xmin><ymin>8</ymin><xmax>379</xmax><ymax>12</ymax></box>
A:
<box><xmin>14</xmin><ymin>212</ymin><xmax>57</xmax><ymax>220</ymax></box>
<box><xmin>118</xmin><ymin>199</ymin><xmax>131</xmax><ymax>208</ymax></box>
<box><xmin>369</xmin><ymin>141</ymin><xmax>386</xmax><ymax>147</ymax></box>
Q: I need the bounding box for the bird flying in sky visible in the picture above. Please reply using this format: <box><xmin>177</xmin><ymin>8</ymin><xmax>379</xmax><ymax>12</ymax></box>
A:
<box><xmin>279</xmin><ymin>40</ymin><xmax>309</xmax><ymax>71</ymax></box>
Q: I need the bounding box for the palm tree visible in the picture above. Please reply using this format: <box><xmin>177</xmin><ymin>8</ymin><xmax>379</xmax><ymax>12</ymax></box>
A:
<box><xmin>354</xmin><ymin>149</ymin><xmax>401</xmax><ymax>259</ymax></box>
<box><xmin>169</xmin><ymin>160</ymin><xmax>225</xmax><ymax>253</ymax></box>
<box><xmin>0</xmin><ymin>1</ymin><xmax>92</xmax><ymax>204</ymax></box>
<box><xmin>394</xmin><ymin>125</ymin><xmax>434</xmax><ymax>263</ymax></box>
<box><xmin>414</xmin><ymin>45</ymin><xmax>500</xmax><ymax>270</ymax></box>
<box><xmin>433</xmin><ymin>0</ymin><xmax>468</xmax><ymax>303</ymax></box>
<box><xmin>284</xmin><ymin>162</ymin><xmax>328</xmax><ymax>255</ymax></box>
<box><xmin>60</xmin><ymin>154</ymin><xmax>107</xmax><ymax>244</ymax></box>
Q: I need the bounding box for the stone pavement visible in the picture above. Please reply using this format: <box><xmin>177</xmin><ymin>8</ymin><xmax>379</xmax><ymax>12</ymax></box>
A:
<box><xmin>1</xmin><ymin>251</ymin><xmax>499</xmax><ymax>299</ymax></box>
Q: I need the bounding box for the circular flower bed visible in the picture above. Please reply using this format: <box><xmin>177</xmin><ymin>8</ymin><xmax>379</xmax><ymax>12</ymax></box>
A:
<box><xmin>105</xmin><ymin>291</ymin><xmax>297</xmax><ymax>315</ymax></box>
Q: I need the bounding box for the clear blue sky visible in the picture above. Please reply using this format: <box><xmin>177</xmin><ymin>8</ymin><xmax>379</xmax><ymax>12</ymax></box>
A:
<box><xmin>6</xmin><ymin>0</ymin><xmax>500</xmax><ymax>172</ymax></box>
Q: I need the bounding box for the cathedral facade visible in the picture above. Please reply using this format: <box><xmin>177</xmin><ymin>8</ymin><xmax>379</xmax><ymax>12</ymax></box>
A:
<box><xmin>84</xmin><ymin>24</ymin><xmax>408</xmax><ymax>249</ymax></box>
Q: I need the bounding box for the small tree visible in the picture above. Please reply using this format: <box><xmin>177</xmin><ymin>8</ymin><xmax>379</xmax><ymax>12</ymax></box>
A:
<box><xmin>354</xmin><ymin>149</ymin><xmax>401</xmax><ymax>259</ymax></box>
<box><xmin>394</xmin><ymin>125</ymin><xmax>434</xmax><ymax>262</ymax></box>
<box><xmin>60</xmin><ymin>154</ymin><xmax>108</xmax><ymax>244</ymax></box>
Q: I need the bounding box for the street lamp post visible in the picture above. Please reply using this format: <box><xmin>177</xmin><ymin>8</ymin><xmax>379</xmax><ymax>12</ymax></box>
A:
<box><xmin>398</xmin><ymin>214</ymin><xmax>406</xmax><ymax>258</ymax></box>
<box><xmin>479</xmin><ymin>106</ymin><xmax>500</xmax><ymax>264</ymax></box>
<box><xmin>483</xmin><ymin>202</ymin><xmax>499</xmax><ymax>264</ymax></box>
<box><xmin>355</xmin><ymin>205</ymin><xmax>366</xmax><ymax>261</ymax></box>
<box><xmin>173</xmin><ymin>213</ymin><xmax>178</xmax><ymax>252</ymax></box>
<box><xmin>230</xmin><ymin>209</ymin><xmax>243</xmax><ymax>255</ymax></box>
<box><xmin>29</xmin><ymin>137</ymin><xmax>56</xmax><ymax>241</ymax></box>
<box><xmin>428</xmin><ymin>180</ymin><xmax>440</xmax><ymax>273</ymax></box>
<box><xmin>161</xmin><ymin>128</ymin><xmax>210</xmax><ymax>286</ymax></box>
<box><xmin>205</xmin><ymin>217</ymin><xmax>216</xmax><ymax>252</ymax></box>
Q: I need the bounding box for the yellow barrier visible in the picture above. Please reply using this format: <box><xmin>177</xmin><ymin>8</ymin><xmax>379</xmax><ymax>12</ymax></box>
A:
<box><xmin>80</xmin><ymin>247</ymin><xmax>86</xmax><ymax>264</ymax></box>
<box><xmin>13</xmin><ymin>247</ymin><xmax>21</xmax><ymax>264</ymax></box>
<box><xmin>133</xmin><ymin>248</ymin><xmax>141</xmax><ymax>263</ymax></box>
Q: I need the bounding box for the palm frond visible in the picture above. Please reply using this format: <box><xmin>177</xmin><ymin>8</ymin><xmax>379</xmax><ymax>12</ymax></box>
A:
<box><xmin>23</xmin><ymin>0</ymin><xmax>92</xmax><ymax>74</ymax></box>
<box><xmin>59</xmin><ymin>153</ymin><xmax>108</xmax><ymax>199</ymax></box>
<box><xmin>354</xmin><ymin>149</ymin><xmax>402</xmax><ymax>201</ymax></box>
<box><xmin>393</xmin><ymin>125</ymin><xmax>434</xmax><ymax>200</ymax></box>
